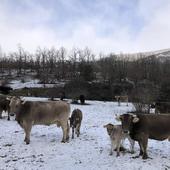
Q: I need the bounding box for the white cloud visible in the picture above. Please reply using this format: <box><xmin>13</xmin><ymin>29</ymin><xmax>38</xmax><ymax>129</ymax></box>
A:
<box><xmin>0</xmin><ymin>0</ymin><xmax>170</xmax><ymax>54</ymax></box>
<box><xmin>135</xmin><ymin>1</ymin><xmax>170</xmax><ymax>52</ymax></box>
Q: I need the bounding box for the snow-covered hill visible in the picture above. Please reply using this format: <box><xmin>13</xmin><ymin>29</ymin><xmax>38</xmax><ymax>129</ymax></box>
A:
<box><xmin>117</xmin><ymin>48</ymin><xmax>170</xmax><ymax>59</ymax></box>
<box><xmin>0</xmin><ymin>98</ymin><xmax>170</xmax><ymax>170</ymax></box>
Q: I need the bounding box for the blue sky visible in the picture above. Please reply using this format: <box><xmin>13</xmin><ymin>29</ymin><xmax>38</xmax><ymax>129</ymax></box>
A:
<box><xmin>0</xmin><ymin>0</ymin><xmax>170</xmax><ymax>54</ymax></box>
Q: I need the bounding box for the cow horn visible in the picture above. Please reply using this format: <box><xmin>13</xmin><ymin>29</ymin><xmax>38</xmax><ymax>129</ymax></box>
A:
<box><xmin>21</xmin><ymin>100</ymin><xmax>26</xmax><ymax>105</ymax></box>
<box><xmin>115</xmin><ymin>115</ymin><xmax>121</xmax><ymax>121</ymax></box>
<box><xmin>129</xmin><ymin>113</ymin><xmax>137</xmax><ymax>117</ymax></box>
<box><xmin>6</xmin><ymin>97</ymin><xmax>11</xmax><ymax>101</ymax></box>
<box><xmin>103</xmin><ymin>125</ymin><xmax>107</xmax><ymax>128</ymax></box>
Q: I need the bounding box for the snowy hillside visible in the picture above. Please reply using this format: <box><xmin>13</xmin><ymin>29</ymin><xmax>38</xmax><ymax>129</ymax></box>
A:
<box><xmin>117</xmin><ymin>48</ymin><xmax>170</xmax><ymax>59</ymax></box>
<box><xmin>0</xmin><ymin>98</ymin><xmax>170</xmax><ymax>170</ymax></box>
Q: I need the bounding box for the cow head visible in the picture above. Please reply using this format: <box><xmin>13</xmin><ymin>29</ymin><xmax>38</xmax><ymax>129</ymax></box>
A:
<box><xmin>69</xmin><ymin>117</ymin><xmax>79</xmax><ymax>128</ymax></box>
<box><xmin>116</xmin><ymin>113</ymin><xmax>139</xmax><ymax>134</ymax></box>
<box><xmin>8</xmin><ymin>96</ymin><xmax>24</xmax><ymax>115</ymax></box>
<box><xmin>103</xmin><ymin>123</ymin><xmax>114</xmax><ymax>136</ymax></box>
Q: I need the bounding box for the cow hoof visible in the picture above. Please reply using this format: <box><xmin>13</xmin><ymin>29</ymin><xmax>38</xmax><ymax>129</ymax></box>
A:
<box><xmin>24</xmin><ymin>138</ymin><xmax>30</xmax><ymax>144</ymax></box>
<box><xmin>61</xmin><ymin>140</ymin><xmax>66</xmax><ymax>143</ymax></box>
<box><xmin>131</xmin><ymin>151</ymin><xmax>135</xmax><ymax>154</ymax></box>
<box><xmin>132</xmin><ymin>155</ymin><xmax>140</xmax><ymax>159</ymax></box>
<box><xmin>25</xmin><ymin>141</ymin><xmax>30</xmax><ymax>145</ymax></box>
<box><xmin>142</xmin><ymin>155</ymin><xmax>149</xmax><ymax>159</ymax></box>
<box><xmin>7</xmin><ymin>118</ymin><xmax>10</xmax><ymax>121</ymax></box>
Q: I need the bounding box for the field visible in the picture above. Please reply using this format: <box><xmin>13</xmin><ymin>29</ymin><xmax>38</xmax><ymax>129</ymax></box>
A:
<box><xmin>0</xmin><ymin>98</ymin><xmax>170</xmax><ymax>170</ymax></box>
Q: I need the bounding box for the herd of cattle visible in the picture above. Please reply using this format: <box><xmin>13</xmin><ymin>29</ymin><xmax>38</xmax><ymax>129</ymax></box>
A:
<box><xmin>0</xmin><ymin>94</ymin><xmax>170</xmax><ymax>160</ymax></box>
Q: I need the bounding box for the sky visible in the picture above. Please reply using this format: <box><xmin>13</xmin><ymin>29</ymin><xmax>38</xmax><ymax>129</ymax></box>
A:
<box><xmin>0</xmin><ymin>0</ymin><xmax>170</xmax><ymax>54</ymax></box>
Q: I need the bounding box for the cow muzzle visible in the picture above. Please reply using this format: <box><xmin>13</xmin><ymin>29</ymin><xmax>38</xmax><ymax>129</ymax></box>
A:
<box><xmin>123</xmin><ymin>130</ymin><xmax>129</xmax><ymax>134</ymax></box>
<box><xmin>10</xmin><ymin>113</ymin><xmax>15</xmax><ymax>116</ymax></box>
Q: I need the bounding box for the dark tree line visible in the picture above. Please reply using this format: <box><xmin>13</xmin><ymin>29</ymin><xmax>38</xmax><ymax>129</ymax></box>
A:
<box><xmin>1</xmin><ymin>46</ymin><xmax>170</xmax><ymax>85</ymax></box>
<box><xmin>1</xmin><ymin>46</ymin><xmax>170</xmax><ymax>111</ymax></box>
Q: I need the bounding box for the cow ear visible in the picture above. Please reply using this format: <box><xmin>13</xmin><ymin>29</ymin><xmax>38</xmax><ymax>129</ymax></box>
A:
<box><xmin>132</xmin><ymin>117</ymin><xmax>139</xmax><ymax>123</ymax></box>
<box><xmin>103</xmin><ymin>125</ymin><xmax>107</xmax><ymax>128</ymax></box>
<box><xmin>21</xmin><ymin>100</ymin><xmax>26</xmax><ymax>105</ymax></box>
<box><xmin>115</xmin><ymin>115</ymin><xmax>121</xmax><ymax>121</ymax></box>
<box><xmin>6</xmin><ymin>96</ymin><xmax>11</xmax><ymax>101</ymax></box>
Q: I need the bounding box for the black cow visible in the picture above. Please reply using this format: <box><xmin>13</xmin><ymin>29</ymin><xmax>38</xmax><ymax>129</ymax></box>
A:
<box><xmin>0</xmin><ymin>95</ymin><xmax>11</xmax><ymax>120</ymax></box>
<box><xmin>0</xmin><ymin>86</ymin><xmax>13</xmax><ymax>94</ymax></box>
<box><xmin>69</xmin><ymin>109</ymin><xmax>83</xmax><ymax>139</ymax></box>
<box><xmin>79</xmin><ymin>95</ymin><xmax>85</xmax><ymax>105</ymax></box>
<box><xmin>116</xmin><ymin>113</ymin><xmax>170</xmax><ymax>159</ymax></box>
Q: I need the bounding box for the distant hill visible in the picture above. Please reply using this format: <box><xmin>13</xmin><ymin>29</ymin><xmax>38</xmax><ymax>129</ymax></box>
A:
<box><xmin>117</xmin><ymin>48</ymin><xmax>170</xmax><ymax>59</ymax></box>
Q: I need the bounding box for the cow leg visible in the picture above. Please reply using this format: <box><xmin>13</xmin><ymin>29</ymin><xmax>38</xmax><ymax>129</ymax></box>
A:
<box><xmin>66</xmin><ymin>121</ymin><xmax>70</xmax><ymax>141</ymax></box>
<box><xmin>7</xmin><ymin>112</ymin><xmax>10</xmax><ymax>121</ymax></box>
<box><xmin>141</xmin><ymin>136</ymin><xmax>148</xmax><ymax>159</ymax></box>
<box><xmin>128</xmin><ymin>136</ymin><xmax>135</xmax><ymax>154</ymax></box>
<box><xmin>61</xmin><ymin>122</ymin><xmax>68</xmax><ymax>143</ymax></box>
<box><xmin>0</xmin><ymin>113</ymin><xmax>2</xmax><ymax>119</ymax></box>
<box><xmin>76</xmin><ymin>124</ymin><xmax>81</xmax><ymax>137</ymax></box>
<box><xmin>118</xmin><ymin>101</ymin><xmax>120</xmax><ymax>106</ymax></box>
<box><xmin>23</xmin><ymin>122</ymin><xmax>32</xmax><ymax>145</ymax></box>
<box><xmin>116</xmin><ymin>142</ymin><xmax>121</xmax><ymax>157</ymax></box>
<box><xmin>7</xmin><ymin>108</ymin><xmax>10</xmax><ymax>121</ymax></box>
<box><xmin>72</xmin><ymin>127</ymin><xmax>74</xmax><ymax>139</ymax></box>
<box><xmin>109</xmin><ymin>141</ymin><xmax>114</xmax><ymax>155</ymax></box>
<box><xmin>138</xmin><ymin>141</ymin><xmax>144</xmax><ymax>156</ymax></box>
<box><xmin>0</xmin><ymin>110</ymin><xmax>3</xmax><ymax>119</ymax></box>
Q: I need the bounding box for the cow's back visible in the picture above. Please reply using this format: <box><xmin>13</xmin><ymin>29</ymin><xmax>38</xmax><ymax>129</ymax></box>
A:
<box><xmin>18</xmin><ymin>101</ymin><xmax>70</xmax><ymax>125</ymax></box>
<box><xmin>132</xmin><ymin>114</ymin><xmax>170</xmax><ymax>140</ymax></box>
<box><xmin>71</xmin><ymin>109</ymin><xmax>83</xmax><ymax>121</ymax></box>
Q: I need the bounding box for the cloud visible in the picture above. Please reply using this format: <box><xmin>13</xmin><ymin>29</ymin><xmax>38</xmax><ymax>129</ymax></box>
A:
<box><xmin>0</xmin><ymin>0</ymin><xmax>170</xmax><ymax>54</ymax></box>
<box><xmin>135</xmin><ymin>0</ymin><xmax>170</xmax><ymax>51</ymax></box>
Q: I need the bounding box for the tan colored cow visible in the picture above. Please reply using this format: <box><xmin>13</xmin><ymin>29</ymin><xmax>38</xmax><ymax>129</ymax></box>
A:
<box><xmin>115</xmin><ymin>95</ymin><xmax>128</xmax><ymax>106</ymax></box>
<box><xmin>9</xmin><ymin>97</ymin><xmax>70</xmax><ymax>144</ymax></box>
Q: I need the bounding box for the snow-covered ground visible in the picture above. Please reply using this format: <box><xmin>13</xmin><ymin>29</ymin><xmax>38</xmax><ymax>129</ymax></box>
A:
<box><xmin>0</xmin><ymin>98</ymin><xmax>170</xmax><ymax>170</ymax></box>
<box><xmin>9</xmin><ymin>79</ymin><xmax>65</xmax><ymax>89</ymax></box>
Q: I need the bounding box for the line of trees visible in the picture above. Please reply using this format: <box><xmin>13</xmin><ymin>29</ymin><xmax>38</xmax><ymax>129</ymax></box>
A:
<box><xmin>1</xmin><ymin>46</ymin><xmax>170</xmax><ymax>111</ymax></box>
<box><xmin>1</xmin><ymin>46</ymin><xmax>170</xmax><ymax>85</ymax></box>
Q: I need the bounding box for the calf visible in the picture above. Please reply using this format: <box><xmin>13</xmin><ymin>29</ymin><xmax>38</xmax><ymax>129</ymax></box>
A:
<box><xmin>104</xmin><ymin>123</ymin><xmax>135</xmax><ymax>157</ymax></box>
<box><xmin>70</xmin><ymin>109</ymin><xmax>83</xmax><ymax>139</ymax></box>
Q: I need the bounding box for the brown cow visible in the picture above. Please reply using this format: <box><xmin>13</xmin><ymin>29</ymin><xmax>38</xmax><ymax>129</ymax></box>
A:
<box><xmin>116</xmin><ymin>113</ymin><xmax>170</xmax><ymax>159</ymax></box>
<box><xmin>69</xmin><ymin>109</ymin><xmax>83</xmax><ymax>139</ymax></box>
<box><xmin>9</xmin><ymin>97</ymin><xmax>70</xmax><ymax>144</ymax></box>
<box><xmin>104</xmin><ymin>123</ymin><xmax>135</xmax><ymax>157</ymax></box>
